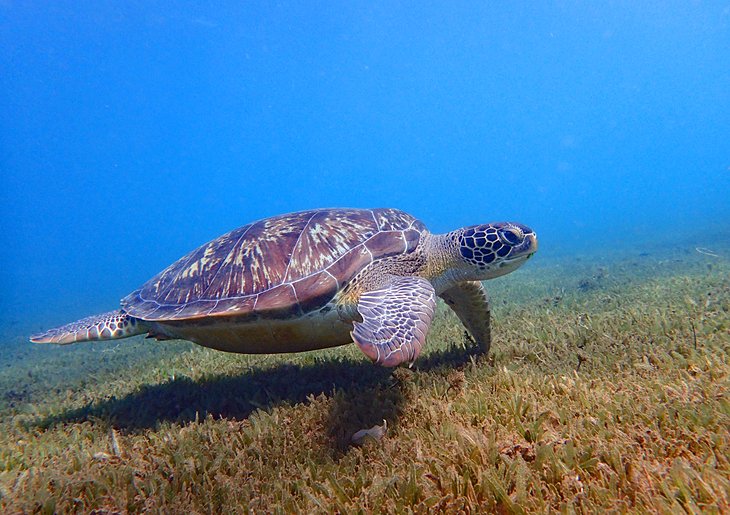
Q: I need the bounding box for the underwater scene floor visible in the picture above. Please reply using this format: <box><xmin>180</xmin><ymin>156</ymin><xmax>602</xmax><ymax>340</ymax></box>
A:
<box><xmin>1</xmin><ymin>241</ymin><xmax>728</xmax><ymax>512</ymax></box>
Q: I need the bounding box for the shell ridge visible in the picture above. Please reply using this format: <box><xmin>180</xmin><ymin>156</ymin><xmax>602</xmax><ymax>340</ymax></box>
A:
<box><xmin>202</xmin><ymin>221</ymin><xmax>259</xmax><ymax>300</ymax></box>
<box><xmin>281</xmin><ymin>210</ymin><xmax>319</xmax><ymax>283</ymax></box>
<box><xmin>203</xmin><ymin>298</ymin><xmax>221</xmax><ymax>317</ymax></box>
<box><xmin>215</xmin><ymin>220</ymin><xmax>261</xmax><ymax>300</ymax></box>
<box><xmin>363</xmin><ymin>244</ymin><xmax>375</xmax><ymax>262</ymax></box>
<box><xmin>289</xmin><ymin>283</ymin><xmax>299</xmax><ymax>303</ymax></box>
<box><xmin>369</xmin><ymin>209</ymin><xmax>380</xmax><ymax>231</ymax></box>
<box><xmin>324</xmin><ymin>269</ymin><xmax>340</xmax><ymax>289</ymax></box>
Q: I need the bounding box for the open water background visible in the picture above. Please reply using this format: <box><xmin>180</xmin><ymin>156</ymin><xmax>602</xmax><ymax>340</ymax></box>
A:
<box><xmin>1</xmin><ymin>2</ymin><xmax>728</xmax><ymax>337</ymax></box>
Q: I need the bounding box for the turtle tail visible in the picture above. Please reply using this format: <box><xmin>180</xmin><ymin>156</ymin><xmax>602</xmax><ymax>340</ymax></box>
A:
<box><xmin>30</xmin><ymin>310</ymin><xmax>149</xmax><ymax>344</ymax></box>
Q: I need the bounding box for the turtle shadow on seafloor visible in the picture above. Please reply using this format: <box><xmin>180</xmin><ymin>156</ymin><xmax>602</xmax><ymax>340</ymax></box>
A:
<box><xmin>34</xmin><ymin>342</ymin><xmax>483</xmax><ymax>452</ymax></box>
<box><xmin>326</xmin><ymin>342</ymin><xmax>484</xmax><ymax>454</ymax></box>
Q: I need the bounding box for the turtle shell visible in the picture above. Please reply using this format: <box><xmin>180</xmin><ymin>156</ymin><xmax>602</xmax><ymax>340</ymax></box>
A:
<box><xmin>122</xmin><ymin>208</ymin><xmax>426</xmax><ymax>321</ymax></box>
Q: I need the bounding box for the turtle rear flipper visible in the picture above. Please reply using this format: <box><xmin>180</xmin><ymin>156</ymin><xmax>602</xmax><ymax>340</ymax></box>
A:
<box><xmin>30</xmin><ymin>310</ymin><xmax>148</xmax><ymax>344</ymax></box>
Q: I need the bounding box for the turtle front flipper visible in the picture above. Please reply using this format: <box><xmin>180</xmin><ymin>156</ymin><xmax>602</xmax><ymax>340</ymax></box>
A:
<box><xmin>351</xmin><ymin>277</ymin><xmax>436</xmax><ymax>367</ymax></box>
<box><xmin>30</xmin><ymin>310</ymin><xmax>148</xmax><ymax>344</ymax></box>
<box><xmin>439</xmin><ymin>281</ymin><xmax>491</xmax><ymax>354</ymax></box>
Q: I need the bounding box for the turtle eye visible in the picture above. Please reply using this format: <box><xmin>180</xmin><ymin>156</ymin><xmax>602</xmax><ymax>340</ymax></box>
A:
<box><xmin>498</xmin><ymin>228</ymin><xmax>523</xmax><ymax>246</ymax></box>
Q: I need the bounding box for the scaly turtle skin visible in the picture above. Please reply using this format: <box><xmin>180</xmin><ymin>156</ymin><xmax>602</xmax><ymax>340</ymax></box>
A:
<box><xmin>31</xmin><ymin>208</ymin><xmax>537</xmax><ymax>367</ymax></box>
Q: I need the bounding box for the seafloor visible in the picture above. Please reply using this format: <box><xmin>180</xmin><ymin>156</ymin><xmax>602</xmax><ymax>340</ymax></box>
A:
<box><xmin>1</xmin><ymin>239</ymin><xmax>728</xmax><ymax>512</ymax></box>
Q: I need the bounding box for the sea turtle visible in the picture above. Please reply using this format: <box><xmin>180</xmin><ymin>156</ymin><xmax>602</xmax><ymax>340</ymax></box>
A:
<box><xmin>31</xmin><ymin>208</ymin><xmax>537</xmax><ymax>367</ymax></box>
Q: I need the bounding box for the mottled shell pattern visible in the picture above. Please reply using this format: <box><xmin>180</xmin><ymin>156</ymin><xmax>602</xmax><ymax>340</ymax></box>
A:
<box><xmin>122</xmin><ymin>208</ymin><xmax>425</xmax><ymax>321</ymax></box>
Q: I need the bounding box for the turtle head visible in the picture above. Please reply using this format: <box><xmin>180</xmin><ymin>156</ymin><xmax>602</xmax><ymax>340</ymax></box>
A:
<box><xmin>455</xmin><ymin>222</ymin><xmax>538</xmax><ymax>280</ymax></box>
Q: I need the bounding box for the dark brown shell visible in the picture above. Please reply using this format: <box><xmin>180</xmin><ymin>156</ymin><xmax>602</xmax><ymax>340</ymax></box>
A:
<box><xmin>122</xmin><ymin>208</ymin><xmax>426</xmax><ymax>321</ymax></box>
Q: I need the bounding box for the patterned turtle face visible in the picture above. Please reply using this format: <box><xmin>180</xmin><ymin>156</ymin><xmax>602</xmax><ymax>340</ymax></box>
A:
<box><xmin>457</xmin><ymin>222</ymin><xmax>537</xmax><ymax>279</ymax></box>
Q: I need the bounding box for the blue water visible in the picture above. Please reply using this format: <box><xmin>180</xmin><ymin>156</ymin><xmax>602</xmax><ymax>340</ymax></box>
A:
<box><xmin>1</xmin><ymin>2</ymin><xmax>728</xmax><ymax>334</ymax></box>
